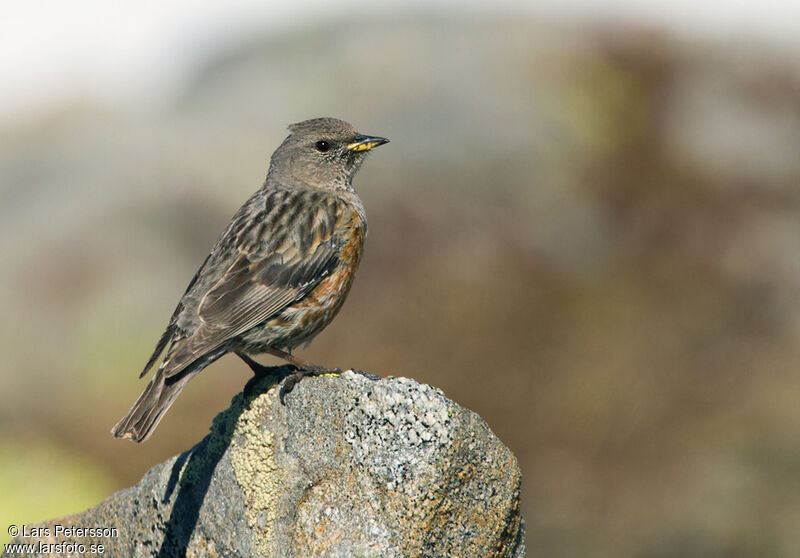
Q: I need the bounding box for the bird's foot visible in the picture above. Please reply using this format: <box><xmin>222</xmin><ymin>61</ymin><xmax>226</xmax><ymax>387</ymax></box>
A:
<box><xmin>237</xmin><ymin>351</ymin><xmax>295</xmax><ymax>378</ymax></box>
<box><xmin>243</xmin><ymin>366</ymin><xmax>297</xmax><ymax>400</ymax></box>
<box><xmin>238</xmin><ymin>351</ymin><xmax>299</xmax><ymax>399</ymax></box>
<box><xmin>279</xmin><ymin>366</ymin><xmax>342</xmax><ymax>404</ymax></box>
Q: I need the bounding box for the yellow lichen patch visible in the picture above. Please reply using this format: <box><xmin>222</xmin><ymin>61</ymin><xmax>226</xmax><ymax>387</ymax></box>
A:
<box><xmin>230</xmin><ymin>388</ymin><xmax>280</xmax><ymax>556</ymax></box>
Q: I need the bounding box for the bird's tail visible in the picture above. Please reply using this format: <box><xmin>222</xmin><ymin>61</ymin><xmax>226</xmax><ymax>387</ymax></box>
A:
<box><xmin>111</xmin><ymin>367</ymin><xmax>194</xmax><ymax>443</ymax></box>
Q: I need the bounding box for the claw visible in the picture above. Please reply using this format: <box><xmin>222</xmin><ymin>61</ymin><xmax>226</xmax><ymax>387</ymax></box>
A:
<box><xmin>350</xmin><ymin>369</ymin><xmax>380</xmax><ymax>381</ymax></box>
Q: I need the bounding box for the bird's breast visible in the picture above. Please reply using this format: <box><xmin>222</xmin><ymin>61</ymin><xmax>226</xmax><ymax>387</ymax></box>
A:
<box><xmin>251</xmin><ymin>201</ymin><xmax>366</xmax><ymax>349</ymax></box>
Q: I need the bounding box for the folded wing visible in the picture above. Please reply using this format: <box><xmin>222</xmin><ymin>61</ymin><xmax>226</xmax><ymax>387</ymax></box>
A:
<box><xmin>162</xmin><ymin>189</ymin><xmax>344</xmax><ymax>378</ymax></box>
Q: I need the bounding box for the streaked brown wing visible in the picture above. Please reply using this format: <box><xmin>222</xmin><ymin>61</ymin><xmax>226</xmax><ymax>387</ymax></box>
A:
<box><xmin>163</xmin><ymin>189</ymin><xmax>344</xmax><ymax>378</ymax></box>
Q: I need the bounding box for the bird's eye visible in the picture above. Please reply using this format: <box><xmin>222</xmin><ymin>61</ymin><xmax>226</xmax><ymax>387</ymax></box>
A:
<box><xmin>315</xmin><ymin>140</ymin><xmax>331</xmax><ymax>152</ymax></box>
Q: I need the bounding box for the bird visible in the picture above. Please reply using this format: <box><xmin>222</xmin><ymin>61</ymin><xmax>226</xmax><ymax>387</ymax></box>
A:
<box><xmin>111</xmin><ymin>117</ymin><xmax>388</xmax><ymax>442</ymax></box>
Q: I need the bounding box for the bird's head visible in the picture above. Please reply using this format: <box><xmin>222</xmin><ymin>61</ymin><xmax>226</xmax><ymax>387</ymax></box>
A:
<box><xmin>268</xmin><ymin>117</ymin><xmax>389</xmax><ymax>192</ymax></box>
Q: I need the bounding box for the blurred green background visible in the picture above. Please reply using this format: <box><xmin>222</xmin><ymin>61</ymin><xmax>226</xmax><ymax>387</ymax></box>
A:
<box><xmin>2</xmin><ymin>5</ymin><xmax>800</xmax><ymax>556</ymax></box>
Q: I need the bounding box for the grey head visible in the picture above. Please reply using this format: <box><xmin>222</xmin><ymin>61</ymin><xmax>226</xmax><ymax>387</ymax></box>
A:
<box><xmin>266</xmin><ymin>117</ymin><xmax>389</xmax><ymax>192</ymax></box>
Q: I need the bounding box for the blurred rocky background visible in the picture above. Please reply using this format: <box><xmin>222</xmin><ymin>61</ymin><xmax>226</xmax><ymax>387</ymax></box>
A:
<box><xmin>2</xmin><ymin>4</ymin><xmax>800</xmax><ymax>557</ymax></box>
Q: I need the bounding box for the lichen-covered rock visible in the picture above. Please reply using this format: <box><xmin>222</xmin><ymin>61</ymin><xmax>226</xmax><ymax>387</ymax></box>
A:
<box><xmin>4</xmin><ymin>371</ymin><xmax>525</xmax><ymax>557</ymax></box>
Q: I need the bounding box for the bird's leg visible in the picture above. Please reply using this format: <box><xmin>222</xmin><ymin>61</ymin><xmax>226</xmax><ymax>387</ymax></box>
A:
<box><xmin>263</xmin><ymin>348</ymin><xmax>342</xmax><ymax>404</ymax></box>
<box><xmin>264</xmin><ymin>347</ymin><xmax>321</xmax><ymax>370</ymax></box>
<box><xmin>236</xmin><ymin>351</ymin><xmax>295</xmax><ymax>377</ymax></box>
<box><xmin>237</xmin><ymin>352</ymin><xmax>298</xmax><ymax>399</ymax></box>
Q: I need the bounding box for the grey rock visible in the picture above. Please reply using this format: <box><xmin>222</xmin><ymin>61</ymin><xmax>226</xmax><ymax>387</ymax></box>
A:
<box><xmin>4</xmin><ymin>372</ymin><xmax>525</xmax><ymax>557</ymax></box>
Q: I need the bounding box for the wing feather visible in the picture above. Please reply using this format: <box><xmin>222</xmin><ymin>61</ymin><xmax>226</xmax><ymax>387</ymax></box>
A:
<box><xmin>162</xmin><ymin>189</ymin><xmax>343</xmax><ymax>378</ymax></box>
